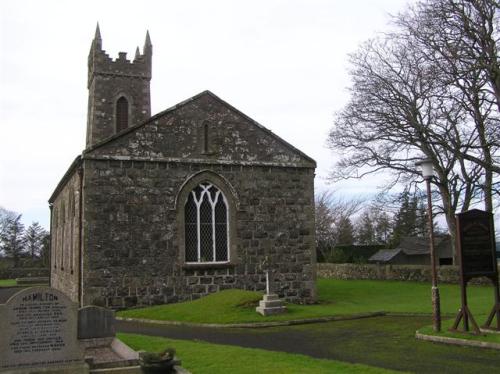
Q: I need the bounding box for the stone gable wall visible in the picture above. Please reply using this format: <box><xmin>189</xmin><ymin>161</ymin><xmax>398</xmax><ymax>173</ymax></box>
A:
<box><xmin>50</xmin><ymin>170</ymin><xmax>82</xmax><ymax>303</ymax></box>
<box><xmin>88</xmin><ymin>93</ymin><xmax>314</xmax><ymax>168</ymax></box>
<box><xmin>81</xmin><ymin>159</ymin><xmax>316</xmax><ymax>308</ymax></box>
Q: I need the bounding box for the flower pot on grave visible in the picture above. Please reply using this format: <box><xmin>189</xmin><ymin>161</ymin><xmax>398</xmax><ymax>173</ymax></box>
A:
<box><xmin>139</xmin><ymin>349</ymin><xmax>180</xmax><ymax>374</ymax></box>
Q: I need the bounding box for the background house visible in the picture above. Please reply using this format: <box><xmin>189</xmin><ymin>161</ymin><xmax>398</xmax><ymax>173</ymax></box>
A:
<box><xmin>369</xmin><ymin>236</ymin><xmax>453</xmax><ymax>266</ymax></box>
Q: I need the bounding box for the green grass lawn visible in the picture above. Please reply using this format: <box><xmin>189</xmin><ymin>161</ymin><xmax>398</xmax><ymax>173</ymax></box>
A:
<box><xmin>117</xmin><ymin>281</ymin><xmax>500</xmax><ymax>373</ymax></box>
<box><xmin>118</xmin><ymin>333</ymin><xmax>405</xmax><ymax>374</ymax></box>
<box><xmin>0</xmin><ymin>279</ymin><xmax>17</xmax><ymax>287</ymax></box>
<box><xmin>418</xmin><ymin>318</ymin><xmax>500</xmax><ymax>344</ymax></box>
<box><xmin>117</xmin><ymin>279</ymin><xmax>495</xmax><ymax>324</ymax></box>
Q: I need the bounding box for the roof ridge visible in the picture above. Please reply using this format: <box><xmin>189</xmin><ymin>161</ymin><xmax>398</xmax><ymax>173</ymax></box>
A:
<box><xmin>83</xmin><ymin>90</ymin><xmax>316</xmax><ymax>167</ymax></box>
<box><xmin>202</xmin><ymin>91</ymin><xmax>316</xmax><ymax>166</ymax></box>
<box><xmin>48</xmin><ymin>156</ymin><xmax>82</xmax><ymax>203</ymax></box>
<box><xmin>84</xmin><ymin>90</ymin><xmax>211</xmax><ymax>154</ymax></box>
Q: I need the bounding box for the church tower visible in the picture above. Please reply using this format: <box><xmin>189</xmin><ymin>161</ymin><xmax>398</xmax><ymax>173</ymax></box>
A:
<box><xmin>86</xmin><ymin>24</ymin><xmax>152</xmax><ymax>148</ymax></box>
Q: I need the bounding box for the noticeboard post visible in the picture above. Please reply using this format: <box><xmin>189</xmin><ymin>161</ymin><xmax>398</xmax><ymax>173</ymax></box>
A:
<box><xmin>451</xmin><ymin>209</ymin><xmax>500</xmax><ymax>333</ymax></box>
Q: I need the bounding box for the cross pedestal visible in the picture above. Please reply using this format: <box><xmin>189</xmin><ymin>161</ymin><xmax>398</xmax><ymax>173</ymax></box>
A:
<box><xmin>256</xmin><ymin>270</ymin><xmax>287</xmax><ymax>316</ymax></box>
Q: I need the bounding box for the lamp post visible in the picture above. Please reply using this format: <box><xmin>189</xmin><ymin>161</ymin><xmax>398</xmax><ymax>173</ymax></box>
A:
<box><xmin>416</xmin><ymin>158</ymin><xmax>441</xmax><ymax>332</ymax></box>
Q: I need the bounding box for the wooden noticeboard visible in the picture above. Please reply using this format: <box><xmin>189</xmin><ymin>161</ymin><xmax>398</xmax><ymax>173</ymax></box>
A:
<box><xmin>452</xmin><ymin>209</ymin><xmax>500</xmax><ymax>333</ymax></box>
<box><xmin>457</xmin><ymin>209</ymin><xmax>497</xmax><ymax>281</ymax></box>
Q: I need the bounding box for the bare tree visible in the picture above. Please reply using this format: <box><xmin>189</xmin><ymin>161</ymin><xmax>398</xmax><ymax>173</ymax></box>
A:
<box><xmin>25</xmin><ymin>222</ymin><xmax>47</xmax><ymax>260</ymax></box>
<box><xmin>0</xmin><ymin>207</ymin><xmax>19</xmax><ymax>258</ymax></box>
<box><xmin>315</xmin><ymin>190</ymin><xmax>364</xmax><ymax>261</ymax></box>
<box><xmin>355</xmin><ymin>211</ymin><xmax>376</xmax><ymax>245</ymax></box>
<box><xmin>0</xmin><ymin>206</ymin><xmax>17</xmax><ymax>238</ymax></box>
<box><xmin>0</xmin><ymin>214</ymin><xmax>26</xmax><ymax>266</ymax></box>
<box><xmin>328</xmin><ymin>34</ymin><xmax>483</xmax><ymax>248</ymax></box>
<box><xmin>396</xmin><ymin>0</ymin><xmax>500</xmax><ymax>211</ymax></box>
<box><xmin>40</xmin><ymin>232</ymin><xmax>51</xmax><ymax>267</ymax></box>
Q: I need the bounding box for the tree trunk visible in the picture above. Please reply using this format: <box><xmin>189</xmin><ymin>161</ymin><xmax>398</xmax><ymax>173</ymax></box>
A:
<box><xmin>437</xmin><ymin>183</ymin><xmax>458</xmax><ymax>264</ymax></box>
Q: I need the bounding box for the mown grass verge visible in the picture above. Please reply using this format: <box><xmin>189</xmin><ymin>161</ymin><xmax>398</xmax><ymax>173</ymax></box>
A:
<box><xmin>118</xmin><ymin>333</ymin><xmax>406</xmax><ymax>374</ymax></box>
<box><xmin>117</xmin><ymin>279</ymin><xmax>494</xmax><ymax>324</ymax></box>
<box><xmin>418</xmin><ymin>318</ymin><xmax>500</xmax><ymax>344</ymax></box>
<box><xmin>0</xmin><ymin>279</ymin><xmax>17</xmax><ymax>287</ymax></box>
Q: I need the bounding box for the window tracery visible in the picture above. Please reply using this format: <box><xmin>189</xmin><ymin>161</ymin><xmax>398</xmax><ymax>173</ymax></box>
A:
<box><xmin>184</xmin><ymin>183</ymin><xmax>229</xmax><ymax>263</ymax></box>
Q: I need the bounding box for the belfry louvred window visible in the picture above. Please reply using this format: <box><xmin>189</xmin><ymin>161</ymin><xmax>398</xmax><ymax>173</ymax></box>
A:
<box><xmin>116</xmin><ymin>96</ymin><xmax>129</xmax><ymax>132</ymax></box>
<box><xmin>185</xmin><ymin>183</ymin><xmax>229</xmax><ymax>263</ymax></box>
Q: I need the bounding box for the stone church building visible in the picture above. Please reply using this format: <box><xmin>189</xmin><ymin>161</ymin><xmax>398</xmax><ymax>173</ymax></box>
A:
<box><xmin>49</xmin><ymin>26</ymin><xmax>317</xmax><ymax>309</ymax></box>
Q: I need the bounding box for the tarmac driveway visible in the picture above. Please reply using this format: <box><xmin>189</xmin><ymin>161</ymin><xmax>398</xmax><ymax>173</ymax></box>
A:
<box><xmin>116</xmin><ymin>315</ymin><xmax>500</xmax><ymax>374</ymax></box>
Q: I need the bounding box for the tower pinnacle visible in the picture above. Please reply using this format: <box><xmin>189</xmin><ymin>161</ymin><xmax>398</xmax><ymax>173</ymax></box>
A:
<box><xmin>144</xmin><ymin>31</ymin><xmax>152</xmax><ymax>55</ymax></box>
<box><xmin>93</xmin><ymin>23</ymin><xmax>102</xmax><ymax>49</ymax></box>
<box><xmin>86</xmin><ymin>25</ymin><xmax>152</xmax><ymax>148</ymax></box>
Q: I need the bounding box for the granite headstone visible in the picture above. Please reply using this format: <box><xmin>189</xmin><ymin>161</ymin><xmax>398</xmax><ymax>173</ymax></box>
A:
<box><xmin>78</xmin><ymin>305</ymin><xmax>115</xmax><ymax>339</ymax></box>
<box><xmin>0</xmin><ymin>286</ymin><xmax>84</xmax><ymax>371</ymax></box>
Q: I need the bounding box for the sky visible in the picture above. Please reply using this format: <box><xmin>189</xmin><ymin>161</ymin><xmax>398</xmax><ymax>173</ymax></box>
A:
<box><xmin>0</xmin><ymin>0</ymin><xmax>476</xmax><ymax>231</ymax></box>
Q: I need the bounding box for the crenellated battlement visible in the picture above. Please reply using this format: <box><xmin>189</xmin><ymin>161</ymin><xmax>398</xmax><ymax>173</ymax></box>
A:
<box><xmin>87</xmin><ymin>25</ymin><xmax>152</xmax><ymax>88</ymax></box>
<box><xmin>85</xmin><ymin>24</ymin><xmax>152</xmax><ymax>148</ymax></box>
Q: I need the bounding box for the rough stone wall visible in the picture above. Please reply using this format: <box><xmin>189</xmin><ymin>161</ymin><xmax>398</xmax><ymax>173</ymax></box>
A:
<box><xmin>317</xmin><ymin>263</ymin><xmax>498</xmax><ymax>285</ymax></box>
<box><xmin>81</xmin><ymin>159</ymin><xmax>316</xmax><ymax>308</ymax></box>
<box><xmin>87</xmin><ymin>75</ymin><xmax>151</xmax><ymax>147</ymax></box>
<box><xmin>88</xmin><ymin>92</ymin><xmax>313</xmax><ymax>167</ymax></box>
<box><xmin>86</xmin><ymin>42</ymin><xmax>151</xmax><ymax>147</ymax></box>
<box><xmin>50</xmin><ymin>170</ymin><xmax>82</xmax><ymax>303</ymax></box>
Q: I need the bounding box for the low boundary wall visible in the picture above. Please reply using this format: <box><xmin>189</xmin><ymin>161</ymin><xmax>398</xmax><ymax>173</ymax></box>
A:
<box><xmin>0</xmin><ymin>267</ymin><xmax>49</xmax><ymax>280</ymax></box>
<box><xmin>317</xmin><ymin>263</ymin><xmax>498</xmax><ymax>285</ymax></box>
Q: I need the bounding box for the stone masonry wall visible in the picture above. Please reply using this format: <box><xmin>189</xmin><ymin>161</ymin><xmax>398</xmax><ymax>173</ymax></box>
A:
<box><xmin>86</xmin><ymin>37</ymin><xmax>151</xmax><ymax>148</ymax></box>
<box><xmin>318</xmin><ymin>263</ymin><xmax>499</xmax><ymax>286</ymax></box>
<box><xmin>51</xmin><ymin>170</ymin><xmax>82</xmax><ymax>303</ymax></box>
<box><xmin>81</xmin><ymin>159</ymin><xmax>316</xmax><ymax>308</ymax></box>
<box><xmin>87</xmin><ymin>74</ymin><xmax>151</xmax><ymax>147</ymax></box>
<box><xmin>88</xmin><ymin>92</ymin><xmax>312</xmax><ymax>167</ymax></box>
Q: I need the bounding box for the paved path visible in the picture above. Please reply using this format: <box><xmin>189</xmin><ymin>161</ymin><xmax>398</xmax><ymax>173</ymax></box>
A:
<box><xmin>116</xmin><ymin>319</ymin><xmax>316</xmax><ymax>356</ymax></box>
<box><xmin>116</xmin><ymin>316</ymin><xmax>500</xmax><ymax>374</ymax></box>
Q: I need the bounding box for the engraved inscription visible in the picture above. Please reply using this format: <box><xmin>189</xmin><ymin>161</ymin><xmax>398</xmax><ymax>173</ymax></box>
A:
<box><xmin>0</xmin><ymin>286</ymin><xmax>83</xmax><ymax>370</ymax></box>
<box><xmin>9</xmin><ymin>292</ymin><xmax>67</xmax><ymax>355</ymax></box>
<box><xmin>458</xmin><ymin>210</ymin><xmax>496</xmax><ymax>278</ymax></box>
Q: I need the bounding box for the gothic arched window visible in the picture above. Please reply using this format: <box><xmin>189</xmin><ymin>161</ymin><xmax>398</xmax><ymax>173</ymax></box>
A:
<box><xmin>184</xmin><ymin>183</ymin><xmax>229</xmax><ymax>263</ymax></box>
<box><xmin>116</xmin><ymin>96</ymin><xmax>129</xmax><ymax>132</ymax></box>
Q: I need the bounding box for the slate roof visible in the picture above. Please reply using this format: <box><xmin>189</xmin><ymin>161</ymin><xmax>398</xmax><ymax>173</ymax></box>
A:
<box><xmin>398</xmin><ymin>237</ymin><xmax>431</xmax><ymax>255</ymax></box>
<box><xmin>369</xmin><ymin>236</ymin><xmax>452</xmax><ymax>263</ymax></box>
<box><xmin>368</xmin><ymin>249</ymin><xmax>401</xmax><ymax>262</ymax></box>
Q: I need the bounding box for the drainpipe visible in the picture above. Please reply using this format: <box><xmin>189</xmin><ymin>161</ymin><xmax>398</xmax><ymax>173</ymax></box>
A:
<box><xmin>78</xmin><ymin>166</ymin><xmax>84</xmax><ymax>307</ymax></box>
<box><xmin>49</xmin><ymin>203</ymin><xmax>53</xmax><ymax>287</ymax></box>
